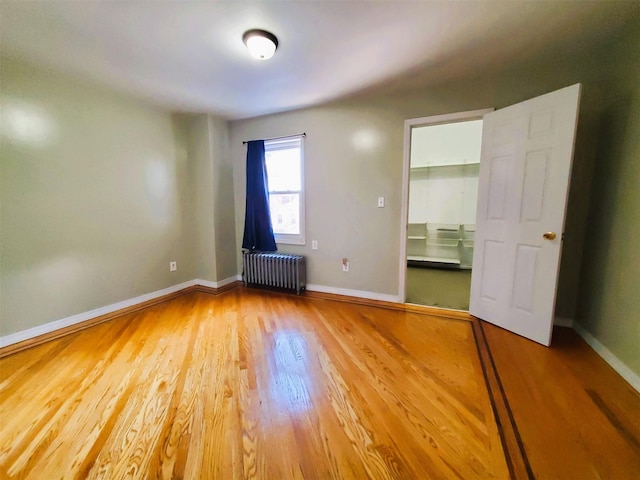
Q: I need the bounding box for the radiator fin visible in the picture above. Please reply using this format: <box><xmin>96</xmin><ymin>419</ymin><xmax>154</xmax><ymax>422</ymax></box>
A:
<box><xmin>242</xmin><ymin>252</ymin><xmax>306</xmax><ymax>295</ymax></box>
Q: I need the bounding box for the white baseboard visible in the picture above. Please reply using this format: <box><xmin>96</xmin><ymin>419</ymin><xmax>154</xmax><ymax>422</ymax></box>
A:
<box><xmin>0</xmin><ymin>276</ymin><xmax>245</xmax><ymax>349</ymax></box>
<box><xmin>554</xmin><ymin>316</ymin><xmax>574</xmax><ymax>327</ymax></box>
<box><xmin>195</xmin><ymin>275</ymin><xmax>242</xmax><ymax>290</ymax></box>
<box><xmin>9</xmin><ymin>278</ymin><xmax>636</xmax><ymax>395</ymax></box>
<box><xmin>0</xmin><ymin>278</ymin><xmax>396</xmax><ymax>350</ymax></box>
<box><xmin>218</xmin><ymin>274</ymin><xmax>243</xmax><ymax>287</ymax></box>
<box><xmin>0</xmin><ymin>280</ymin><xmax>197</xmax><ymax>349</ymax></box>
<box><xmin>306</xmin><ymin>283</ymin><xmax>401</xmax><ymax>304</ymax></box>
<box><xmin>573</xmin><ymin>322</ymin><xmax>640</xmax><ymax>393</ymax></box>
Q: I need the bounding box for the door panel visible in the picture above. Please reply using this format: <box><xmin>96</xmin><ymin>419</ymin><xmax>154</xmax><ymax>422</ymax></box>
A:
<box><xmin>480</xmin><ymin>240</ymin><xmax>505</xmax><ymax>301</ymax></box>
<box><xmin>487</xmin><ymin>156</ymin><xmax>510</xmax><ymax>220</ymax></box>
<box><xmin>470</xmin><ymin>84</ymin><xmax>581</xmax><ymax>346</ymax></box>
<box><xmin>511</xmin><ymin>244</ymin><xmax>539</xmax><ymax>312</ymax></box>
<box><xmin>521</xmin><ymin>150</ymin><xmax>550</xmax><ymax>221</ymax></box>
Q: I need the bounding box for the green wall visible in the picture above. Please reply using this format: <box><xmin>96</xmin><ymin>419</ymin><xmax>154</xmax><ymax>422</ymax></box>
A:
<box><xmin>576</xmin><ymin>27</ymin><xmax>640</xmax><ymax>375</ymax></box>
<box><xmin>0</xmin><ymin>57</ymin><xmax>197</xmax><ymax>336</ymax></box>
<box><xmin>178</xmin><ymin>113</ymin><xmax>237</xmax><ymax>284</ymax></box>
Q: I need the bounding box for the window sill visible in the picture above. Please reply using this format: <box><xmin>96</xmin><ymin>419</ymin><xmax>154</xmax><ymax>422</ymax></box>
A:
<box><xmin>275</xmin><ymin>235</ymin><xmax>305</xmax><ymax>246</ymax></box>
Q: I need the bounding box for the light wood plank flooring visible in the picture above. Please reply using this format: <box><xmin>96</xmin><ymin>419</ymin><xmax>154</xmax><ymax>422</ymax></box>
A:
<box><xmin>1</xmin><ymin>287</ymin><xmax>638</xmax><ymax>479</ymax></box>
<box><xmin>481</xmin><ymin>322</ymin><xmax>640</xmax><ymax>479</ymax></box>
<box><xmin>1</xmin><ymin>288</ymin><xmax>508</xmax><ymax>479</ymax></box>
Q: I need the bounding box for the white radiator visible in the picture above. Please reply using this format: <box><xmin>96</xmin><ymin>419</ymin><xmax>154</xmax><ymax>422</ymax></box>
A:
<box><xmin>242</xmin><ymin>252</ymin><xmax>306</xmax><ymax>295</ymax></box>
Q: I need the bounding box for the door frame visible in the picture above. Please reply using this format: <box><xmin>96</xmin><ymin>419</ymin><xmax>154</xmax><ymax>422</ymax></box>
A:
<box><xmin>399</xmin><ymin>108</ymin><xmax>494</xmax><ymax>305</ymax></box>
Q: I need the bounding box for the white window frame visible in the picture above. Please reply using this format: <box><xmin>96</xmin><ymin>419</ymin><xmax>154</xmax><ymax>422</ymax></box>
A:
<box><xmin>265</xmin><ymin>136</ymin><xmax>306</xmax><ymax>245</ymax></box>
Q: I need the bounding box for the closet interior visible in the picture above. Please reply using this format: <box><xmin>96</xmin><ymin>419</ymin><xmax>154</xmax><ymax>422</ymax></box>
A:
<box><xmin>407</xmin><ymin>120</ymin><xmax>483</xmax><ymax>270</ymax></box>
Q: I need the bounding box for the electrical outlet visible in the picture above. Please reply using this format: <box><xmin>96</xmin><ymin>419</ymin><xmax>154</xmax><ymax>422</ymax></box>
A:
<box><xmin>169</xmin><ymin>261</ymin><xmax>177</xmax><ymax>272</ymax></box>
<box><xmin>312</xmin><ymin>240</ymin><xmax>318</xmax><ymax>250</ymax></box>
<box><xmin>342</xmin><ymin>258</ymin><xmax>349</xmax><ymax>272</ymax></box>
<box><xmin>377</xmin><ymin>196</ymin><xmax>385</xmax><ymax>208</ymax></box>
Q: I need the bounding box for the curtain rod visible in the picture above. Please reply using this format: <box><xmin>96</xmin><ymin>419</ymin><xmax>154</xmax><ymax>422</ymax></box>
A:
<box><xmin>242</xmin><ymin>132</ymin><xmax>306</xmax><ymax>145</ymax></box>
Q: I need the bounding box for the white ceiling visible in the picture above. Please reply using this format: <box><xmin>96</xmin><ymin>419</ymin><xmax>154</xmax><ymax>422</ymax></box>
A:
<box><xmin>1</xmin><ymin>1</ymin><xmax>638</xmax><ymax>120</ymax></box>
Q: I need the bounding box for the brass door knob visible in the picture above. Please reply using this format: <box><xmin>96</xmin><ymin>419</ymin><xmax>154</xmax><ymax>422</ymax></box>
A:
<box><xmin>543</xmin><ymin>232</ymin><xmax>557</xmax><ymax>240</ymax></box>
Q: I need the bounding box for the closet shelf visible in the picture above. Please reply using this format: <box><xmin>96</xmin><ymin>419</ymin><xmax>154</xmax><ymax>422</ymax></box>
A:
<box><xmin>407</xmin><ymin>222</ymin><xmax>475</xmax><ymax>269</ymax></box>
<box><xmin>410</xmin><ymin>161</ymin><xmax>480</xmax><ymax>172</ymax></box>
<box><xmin>427</xmin><ymin>239</ymin><xmax>459</xmax><ymax>247</ymax></box>
<box><xmin>407</xmin><ymin>255</ymin><xmax>461</xmax><ymax>265</ymax></box>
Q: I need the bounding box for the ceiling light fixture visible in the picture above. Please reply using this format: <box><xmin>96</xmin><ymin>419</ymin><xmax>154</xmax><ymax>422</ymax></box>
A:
<box><xmin>242</xmin><ymin>29</ymin><xmax>278</xmax><ymax>60</ymax></box>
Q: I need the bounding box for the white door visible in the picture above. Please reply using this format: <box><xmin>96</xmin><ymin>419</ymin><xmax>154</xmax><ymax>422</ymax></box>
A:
<box><xmin>469</xmin><ymin>84</ymin><xmax>581</xmax><ymax>346</ymax></box>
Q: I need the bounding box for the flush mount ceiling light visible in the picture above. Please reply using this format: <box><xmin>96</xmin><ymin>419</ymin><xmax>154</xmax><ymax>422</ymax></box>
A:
<box><xmin>242</xmin><ymin>29</ymin><xmax>278</xmax><ymax>60</ymax></box>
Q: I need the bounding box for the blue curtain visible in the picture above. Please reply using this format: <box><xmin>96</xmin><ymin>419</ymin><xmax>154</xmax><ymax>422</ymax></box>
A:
<box><xmin>242</xmin><ymin>140</ymin><xmax>277</xmax><ymax>252</ymax></box>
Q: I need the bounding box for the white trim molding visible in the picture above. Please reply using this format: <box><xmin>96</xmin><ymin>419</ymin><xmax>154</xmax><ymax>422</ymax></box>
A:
<box><xmin>573</xmin><ymin>322</ymin><xmax>640</xmax><ymax>393</ymax></box>
<box><xmin>195</xmin><ymin>275</ymin><xmax>242</xmax><ymax>290</ymax></box>
<box><xmin>306</xmin><ymin>283</ymin><xmax>400</xmax><ymax>304</ymax></box>
<box><xmin>1</xmin><ymin>276</ymin><xmax>396</xmax><ymax>352</ymax></box>
<box><xmin>0</xmin><ymin>276</ymin><xmax>244</xmax><ymax>350</ymax></box>
<box><xmin>4</xmin><ymin>275</ymin><xmax>638</xmax><ymax>397</ymax></box>
<box><xmin>0</xmin><ymin>280</ymin><xmax>197</xmax><ymax>349</ymax></box>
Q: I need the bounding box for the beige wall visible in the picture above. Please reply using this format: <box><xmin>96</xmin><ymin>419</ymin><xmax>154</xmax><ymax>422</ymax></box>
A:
<box><xmin>172</xmin><ymin>113</ymin><xmax>237</xmax><ymax>284</ymax></box>
<box><xmin>182</xmin><ymin>114</ymin><xmax>217</xmax><ymax>281</ymax></box>
<box><xmin>209</xmin><ymin>115</ymin><xmax>238</xmax><ymax>281</ymax></box>
<box><xmin>231</xmin><ymin>106</ymin><xmax>404</xmax><ymax>295</ymax></box>
<box><xmin>576</xmin><ymin>27</ymin><xmax>640</xmax><ymax>375</ymax></box>
<box><xmin>0</xmin><ymin>57</ymin><xmax>196</xmax><ymax>336</ymax></box>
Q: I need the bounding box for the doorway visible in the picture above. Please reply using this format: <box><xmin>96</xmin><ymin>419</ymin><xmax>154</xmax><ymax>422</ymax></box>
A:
<box><xmin>400</xmin><ymin>109</ymin><xmax>492</xmax><ymax>309</ymax></box>
<box><xmin>400</xmin><ymin>84</ymin><xmax>580</xmax><ymax>346</ymax></box>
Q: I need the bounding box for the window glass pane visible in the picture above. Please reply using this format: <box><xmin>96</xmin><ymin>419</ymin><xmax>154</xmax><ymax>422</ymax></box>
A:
<box><xmin>269</xmin><ymin>193</ymin><xmax>300</xmax><ymax>234</ymax></box>
<box><xmin>265</xmin><ymin>148</ymin><xmax>301</xmax><ymax>191</ymax></box>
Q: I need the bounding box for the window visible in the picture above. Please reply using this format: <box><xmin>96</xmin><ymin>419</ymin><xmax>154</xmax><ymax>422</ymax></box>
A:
<box><xmin>265</xmin><ymin>136</ymin><xmax>305</xmax><ymax>245</ymax></box>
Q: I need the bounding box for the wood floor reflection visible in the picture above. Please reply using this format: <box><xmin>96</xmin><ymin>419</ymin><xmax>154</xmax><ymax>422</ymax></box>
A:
<box><xmin>0</xmin><ymin>288</ymin><xmax>509</xmax><ymax>479</ymax></box>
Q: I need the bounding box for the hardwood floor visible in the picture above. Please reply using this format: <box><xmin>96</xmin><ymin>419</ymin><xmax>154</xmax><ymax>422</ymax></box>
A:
<box><xmin>481</xmin><ymin>322</ymin><xmax>640</xmax><ymax>479</ymax></box>
<box><xmin>1</xmin><ymin>287</ymin><xmax>638</xmax><ymax>479</ymax></box>
<box><xmin>1</xmin><ymin>288</ymin><xmax>509</xmax><ymax>479</ymax></box>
